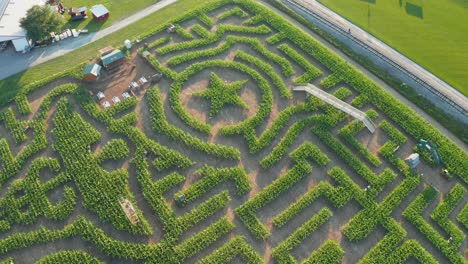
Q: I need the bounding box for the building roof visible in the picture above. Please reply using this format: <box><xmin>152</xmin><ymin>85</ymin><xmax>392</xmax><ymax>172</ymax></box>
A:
<box><xmin>101</xmin><ymin>49</ymin><xmax>124</xmax><ymax>66</ymax></box>
<box><xmin>0</xmin><ymin>0</ymin><xmax>47</xmax><ymax>41</ymax></box>
<box><xmin>83</xmin><ymin>63</ymin><xmax>102</xmax><ymax>76</ymax></box>
<box><xmin>98</xmin><ymin>46</ymin><xmax>114</xmax><ymax>56</ymax></box>
<box><xmin>90</xmin><ymin>4</ymin><xmax>109</xmax><ymax>17</ymax></box>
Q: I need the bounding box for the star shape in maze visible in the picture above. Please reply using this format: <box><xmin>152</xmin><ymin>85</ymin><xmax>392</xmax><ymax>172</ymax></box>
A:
<box><xmin>192</xmin><ymin>72</ymin><xmax>248</xmax><ymax>116</ymax></box>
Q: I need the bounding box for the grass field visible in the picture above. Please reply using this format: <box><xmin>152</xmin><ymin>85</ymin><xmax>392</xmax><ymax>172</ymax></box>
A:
<box><xmin>61</xmin><ymin>0</ymin><xmax>159</xmax><ymax>32</ymax></box>
<box><xmin>317</xmin><ymin>0</ymin><xmax>468</xmax><ymax>96</ymax></box>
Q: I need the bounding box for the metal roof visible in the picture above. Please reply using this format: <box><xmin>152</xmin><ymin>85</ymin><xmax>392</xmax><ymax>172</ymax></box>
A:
<box><xmin>0</xmin><ymin>0</ymin><xmax>47</xmax><ymax>40</ymax></box>
<box><xmin>83</xmin><ymin>63</ymin><xmax>102</xmax><ymax>76</ymax></box>
<box><xmin>90</xmin><ymin>4</ymin><xmax>109</xmax><ymax>17</ymax></box>
<box><xmin>101</xmin><ymin>49</ymin><xmax>124</xmax><ymax>66</ymax></box>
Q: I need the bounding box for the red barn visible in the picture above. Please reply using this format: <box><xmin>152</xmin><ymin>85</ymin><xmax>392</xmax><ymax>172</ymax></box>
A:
<box><xmin>90</xmin><ymin>4</ymin><xmax>109</xmax><ymax>22</ymax></box>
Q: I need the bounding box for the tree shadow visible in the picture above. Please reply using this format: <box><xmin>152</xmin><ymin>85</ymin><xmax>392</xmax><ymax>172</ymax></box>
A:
<box><xmin>406</xmin><ymin>2</ymin><xmax>424</xmax><ymax>19</ymax></box>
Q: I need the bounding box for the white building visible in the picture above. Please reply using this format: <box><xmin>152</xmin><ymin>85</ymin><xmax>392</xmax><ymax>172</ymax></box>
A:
<box><xmin>0</xmin><ymin>0</ymin><xmax>47</xmax><ymax>52</ymax></box>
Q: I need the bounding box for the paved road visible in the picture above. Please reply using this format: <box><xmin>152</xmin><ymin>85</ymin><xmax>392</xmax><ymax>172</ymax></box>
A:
<box><xmin>259</xmin><ymin>1</ymin><xmax>468</xmax><ymax>150</ymax></box>
<box><xmin>285</xmin><ymin>0</ymin><xmax>468</xmax><ymax>117</ymax></box>
<box><xmin>0</xmin><ymin>0</ymin><xmax>176</xmax><ymax>80</ymax></box>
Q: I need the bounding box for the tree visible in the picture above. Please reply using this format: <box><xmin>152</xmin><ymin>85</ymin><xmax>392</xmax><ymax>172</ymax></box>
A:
<box><xmin>20</xmin><ymin>5</ymin><xmax>65</xmax><ymax>41</ymax></box>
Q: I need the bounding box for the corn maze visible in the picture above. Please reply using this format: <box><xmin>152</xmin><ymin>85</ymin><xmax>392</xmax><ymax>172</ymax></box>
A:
<box><xmin>0</xmin><ymin>0</ymin><xmax>467</xmax><ymax>263</ymax></box>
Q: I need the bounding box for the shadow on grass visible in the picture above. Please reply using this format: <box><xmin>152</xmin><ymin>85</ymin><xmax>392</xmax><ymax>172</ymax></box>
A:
<box><xmin>405</xmin><ymin>2</ymin><xmax>424</xmax><ymax>19</ymax></box>
<box><xmin>65</xmin><ymin>17</ymin><xmax>106</xmax><ymax>32</ymax></box>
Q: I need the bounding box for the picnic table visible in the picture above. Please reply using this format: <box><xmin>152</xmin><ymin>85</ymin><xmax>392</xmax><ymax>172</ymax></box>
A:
<box><xmin>102</xmin><ymin>101</ymin><xmax>111</xmax><ymax>108</ymax></box>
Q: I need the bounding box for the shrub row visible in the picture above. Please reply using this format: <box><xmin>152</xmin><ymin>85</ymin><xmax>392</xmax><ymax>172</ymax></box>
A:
<box><xmin>217</xmin><ymin>7</ymin><xmax>248</xmax><ymax>21</ymax></box>
<box><xmin>313</xmin><ymin>126</ymin><xmax>395</xmax><ymax>193</ymax></box>
<box><xmin>237</xmin><ymin>0</ymin><xmax>468</xmax><ymax>182</ymax></box>
<box><xmin>173</xmin><ymin>60</ymin><xmax>272</xmax><ymax>139</ymax></box>
<box><xmin>302</xmin><ymin>240</ymin><xmax>344</xmax><ymax>264</ymax></box>
<box><xmin>273</xmin><ymin>181</ymin><xmax>327</xmax><ymax>227</ymax></box>
<box><xmin>197</xmin><ymin>235</ymin><xmax>262</xmax><ymax>264</ymax></box>
<box><xmin>260</xmin><ymin>115</ymin><xmax>319</xmax><ymax>168</ymax></box>
<box><xmin>167</xmin><ymin>36</ymin><xmax>294</xmax><ymax>78</ymax></box>
<box><xmin>147</xmin><ymin>86</ymin><xmax>240</xmax><ymax>160</ymax></box>
<box><xmin>265</xmin><ymin>32</ymin><xmax>286</xmax><ymax>45</ymax></box>
<box><xmin>351</xmin><ymin>94</ymin><xmax>369</xmax><ymax>108</ymax></box>
<box><xmin>0</xmin><ymin>84</ymin><xmax>78</xmax><ymax>185</ymax></box>
<box><xmin>457</xmin><ymin>204</ymin><xmax>468</xmax><ymax>230</ymax></box>
<box><xmin>320</xmin><ymin>73</ymin><xmax>343</xmax><ymax>89</ymax></box>
<box><xmin>52</xmin><ymin>98</ymin><xmax>152</xmax><ymax>235</ymax></box>
<box><xmin>242</xmin><ymin>96</ymin><xmax>318</xmax><ymax>154</ymax></box>
<box><xmin>278</xmin><ymin>43</ymin><xmax>322</xmax><ymax>83</ymax></box>
<box><xmin>387</xmin><ymin>240</ymin><xmax>438</xmax><ymax>264</ymax></box>
<box><xmin>131</xmin><ymin>148</ymin><xmax>179</xmax><ymax>234</ymax></box>
<box><xmin>174</xmin><ymin>216</ymin><xmax>234</xmax><ymax>261</ymax></box>
<box><xmin>191</xmin><ymin>24</ymin><xmax>211</xmax><ymax>39</ymax></box>
<box><xmin>344</xmin><ymin>176</ymin><xmax>418</xmax><ymax>241</ymax></box>
<box><xmin>94</xmin><ymin>139</ymin><xmax>129</xmax><ymax>164</ymax></box>
<box><xmin>242</xmin><ymin>14</ymin><xmax>263</xmax><ymax>26</ymax></box>
<box><xmin>0</xmin><ymin>108</ymin><xmax>28</xmax><ymax>143</ymax></box>
<box><xmin>192</xmin><ymin>72</ymin><xmax>248</xmax><ymax>116</ymax></box>
<box><xmin>197</xmin><ymin>12</ymin><xmax>215</xmax><ymax>27</ymax></box>
<box><xmin>146</xmin><ymin>35</ymin><xmax>171</xmax><ymax>50</ymax></box>
<box><xmin>106</xmin><ymin>112</ymin><xmax>193</xmax><ymax>171</ymax></box>
<box><xmin>234</xmin><ymin>50</ymin><xmax>291</xmax><ymax>98</ymax></box>
<box><xmin>236</xmin><ymin>143</ymin><xmax>324</xmax><ymax>239</ymax></box>
<box><xmin>0</xmin><ymin>158</ymin><xmax>75</xmax><ymax>231</ymax></box>
<box><xmin>156</xmin><ymin>24</ymin><xmax>271</xmax><ymax>55</ymax></box>
<box><xmin>36</xmin><ymin>250</ymin><xmax>104</xmax><ymax>264</ymax></box>
<box><xmin>272</xmin><ymin>167</ymin><xmax>359</xmax><ymax>228</ymax></box>
<box><xmin>430</xmin><ymin>183</ymin><xmax>466</xmax><ymax>247</ymax></box>
<box><xmin>403</xmin><ymin>186</ymin><xmax>465</xmax><ymax>263</ymax></box>
<box><xmin>174</xmin><ymin>165</ymin><xmax>250</xmax><ymax>205</ymax></box>
<box><xmin>272</xmin><ymin>208</ymin><xmax>333</xmax><ymax>263</ymax></box>
<box><xmin>339</xmin><ymin>118</ymin><xmax>381</xmax><ymax>167</ymax></box>
<box><xmin>257</xmin><ymin>83</ymin><xmax>351</xmax><ymax>166</ymax></box>
<box><xmin>378</xmin><ymin>120</ymin><xmax>407</xmax><ymax>146</ymax></box>
<box><xmin>13</xmin><ymin>63</ymin><xmax>83</xmax><ymax>114</ymax></box>
<box><xmin>174</xmin><ymin>24</ymin><xmax>194</xmax><ymax>40</ymax></box>
<box><xmin>174</xmin><ymin>191</ymin><xmax>232</xmax><ymax>238</ymax></box>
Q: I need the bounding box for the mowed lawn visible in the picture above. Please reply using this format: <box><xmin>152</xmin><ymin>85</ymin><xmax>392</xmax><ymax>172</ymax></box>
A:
<box><xmin>61</xmin><ymin>0</ymin><xmax>159</xmax><ymax>32</ymax></box>
<box><xmin>318</xmin><ymin>0</ymin><xmax>468</xmax><ymax>95</ymax></box>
